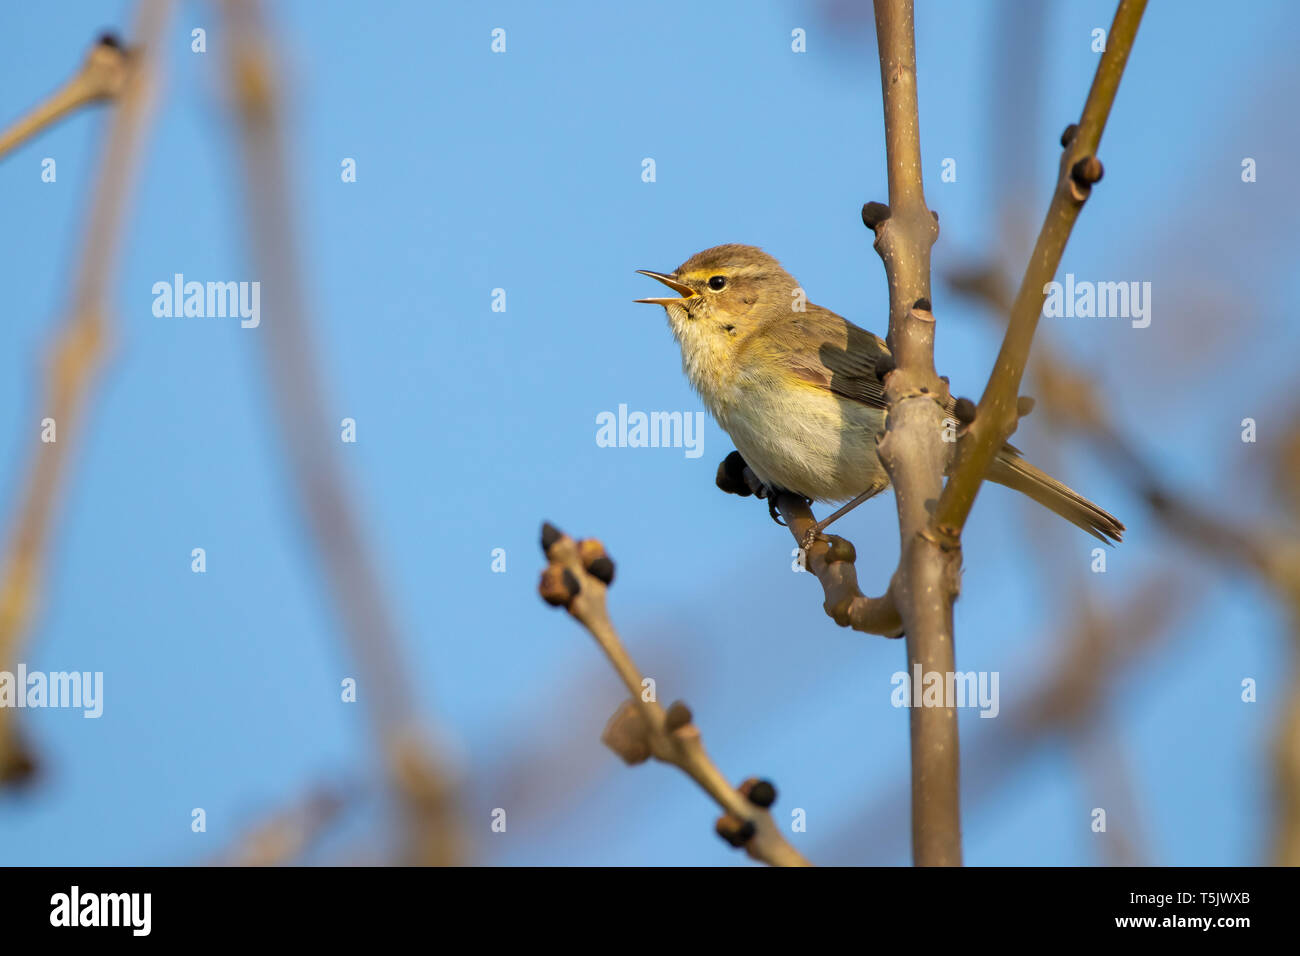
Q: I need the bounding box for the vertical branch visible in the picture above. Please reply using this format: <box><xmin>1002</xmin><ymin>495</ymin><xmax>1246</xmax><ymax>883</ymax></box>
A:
<box><xmin>219</xmin><ymin>0</ymin><xmax>462</xmax><ymax>864</ymax></box>
<box><xmin>867</xmin><ymin>0</ymin><xmax>961</xmax><ymax>866</ymax></box>
<box><xmin>0</xmin><ymin>2</ymin><xmax>172</xmax><ymax>784</ymax></box>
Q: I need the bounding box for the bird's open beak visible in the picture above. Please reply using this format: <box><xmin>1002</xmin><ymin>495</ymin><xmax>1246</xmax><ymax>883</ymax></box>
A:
<box><xmin>635</xmin><ymin>270</ymin><xmax>696</xmax><ymax>305</ymax></box>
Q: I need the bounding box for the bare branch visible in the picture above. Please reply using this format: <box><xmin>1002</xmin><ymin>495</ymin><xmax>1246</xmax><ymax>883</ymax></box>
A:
<box><xmin>777</xmin><ymin>494</ymin><xmax>904</xmax><ymax>637</ymax></box>
<box><xmin>219</xmin><ymin>0</ymin><xmax>462</xmax><ymax>865</ymax></box>
<box><xmin>212</xmin><ymin>787</ymin><xmax>349</xmax><ymax>867</ymax></box>
<box><xmin>868</xmin><ymin>0</ymin><xmax>961</xmax><ymax>866</ymax></box>
<box><xmin>715</xmin><ymin>452</ymin><xmax>902</xmax><ymax>636</ymax></box>
<box><xmin>0</xmin><ymin>35</ymin><xmax>130</xmax><ymax>160</ymax></box>
<box><xmin>0</xmin><ymin>1</ymin><xmax>173</xmax><ymax>785</ymax></box>
<box><xmin>538</xmin><ymin>523</ymin><xmax>811</xmax><ymax>866</ymax></box>
<box><xmin>933</xmin><ymin>0</ymin><xmax>1148</xmax><ymax>542</ymax></box>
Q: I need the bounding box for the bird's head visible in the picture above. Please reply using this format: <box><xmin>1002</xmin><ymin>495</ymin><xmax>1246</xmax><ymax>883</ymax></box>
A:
<box><xmin>636</xmin><ymin>244</ymin><xmax>798</xmax><ymax>351</ymax></box>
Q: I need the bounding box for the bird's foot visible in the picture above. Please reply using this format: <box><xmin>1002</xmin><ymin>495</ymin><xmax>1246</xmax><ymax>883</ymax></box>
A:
<box><xmin>767</xmin><ymin>492</ymin><xmax>786</xmax><ymax>527</ymax></box>
<box><xmin>799</xmin><ymin>524</ymin><xmax>821</xmax><ymax>553</ymax></box>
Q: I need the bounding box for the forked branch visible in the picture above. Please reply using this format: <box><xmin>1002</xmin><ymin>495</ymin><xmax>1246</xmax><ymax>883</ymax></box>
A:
<box><xmin>538</xmin><ymin>523</ymin><xmax>811</xmax><ymax>866</ymax></box>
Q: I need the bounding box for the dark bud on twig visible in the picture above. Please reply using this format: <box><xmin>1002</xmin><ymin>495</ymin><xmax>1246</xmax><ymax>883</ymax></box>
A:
<box><xmin>540</xmin><ymin>521</ymin><xmax>562</xmax><ymax>555</ymax></box>
<box><xmin>875</xmin><ymin>352</ymin><xmax>896</xmax><ymax>383</ymax></box>
<box><xmin>1060</xmin><ymin>123</ymin><xmax>1079</xmax><ymax>148</ymax></box>
<box><xmin>538</xmin><ymin>565</ymin><xmax>580</xmax><ymax>608</ymax></box>
<box><xmin>954</xmin><ymin>397</ymin><xmax>977</xmax><ymax>424</ymax></box>
<box><xmin>587</xmin><ymin>556</ymin><xmax>615</xmax><ymax>585</ymax></box>
<box><xmin>1070</xmin><ymin>156</ymin><xmax>1104</xmax><ymax>186</ymax></box>
<box><xmin>97</xmin><ymin>31</ymin><xmax>123</xmax><ymax>49</ymax></box>
<box><xmin>715</xmin><ymin>815</ymin><xmax>757</xmax><ymax>848</ymax></box>
<box><xmin>746</xmin><ymin>779</ymin><xmax>777</xmax><ymax>808</ymax></box>
<box><xmin>665</xmin><ymin>700</ymin><xmax>693</xmax><ymax>732</ymax></box>
<box><xmin>716</xmin><ymin>451</ymin><xmax>753</xmax><ymax>497</ymax></box>
<box><xmin>1016</xmin><ymin>395</ymin><xmax>1036</xmax><ymax>418</ymax></box>
<box><xmin>579</xmin><ymin>539</ymin><xmax>615</xmax><ymax>584</ymax></box>
<box><xmin>562</xmin><ymin>569</ymin><xmax>581</xmax><ymax>598</ymax></box>
<box><xmin>861</xmin><ymin>202</ymin><xmax>891</xmax><ymax>231</ymax></box>
<box><xmin>912</xmin><ymin>297</ymin><xmax>932</xmax><ymax>313</ymax></box>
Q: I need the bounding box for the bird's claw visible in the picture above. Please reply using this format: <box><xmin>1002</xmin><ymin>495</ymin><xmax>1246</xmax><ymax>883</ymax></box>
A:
<box><xmin>800</xmin><ymin>526</ymin><xmax>820</xmax><ymax>553</ymax></box>
<box><xmin>767</xmin><ymin>494</ymin><xmax>786</xmax><ymax>526</ymax></box>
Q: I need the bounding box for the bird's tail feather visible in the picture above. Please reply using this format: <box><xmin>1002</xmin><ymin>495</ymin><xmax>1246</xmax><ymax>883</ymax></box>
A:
<box><xmin>988</xmin><ymin>451</ymin><xmax>1124</xmax><ymax>544</ymax></box>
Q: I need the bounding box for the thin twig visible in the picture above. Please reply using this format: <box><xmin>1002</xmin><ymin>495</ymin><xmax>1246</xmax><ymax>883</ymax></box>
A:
<box><xmin>776</xmin><ymin>493</ymin><xmax>903</xmax><ymax>637</ymax></box>
<box><xmin>0</xmin><ymin>2</ymin><xmax>172</xmax><ymax>784</ymax></box>
<box><xmin>932</xmin><ymin>0</ymin><xmax>1148</xmax><ymax>542</ymax></box>
<box><xmin>715</xmin><ymin>453</ymin><xmax>902</xmax><ymax>636</ymax></box>
<box><xmin>538</xmin><ymin>523</ymin><xmax>811</xmax><ymax>866</ymax></box>
<box><xmin>212</xmin><ymin>786</ymin><xmax>349</xmax><ymax>866</ymax></box>
<box><xmin>0</xmin><ymin>36</ymin><xmax>130</xmax><ymax>160</ymax></box>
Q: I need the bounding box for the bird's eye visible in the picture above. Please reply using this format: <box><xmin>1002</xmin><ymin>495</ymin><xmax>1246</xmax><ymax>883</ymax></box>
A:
<box><xmin>707</xmin><ymin>275</ymin><xmax>727</xmax><ymax>291</ymax></box>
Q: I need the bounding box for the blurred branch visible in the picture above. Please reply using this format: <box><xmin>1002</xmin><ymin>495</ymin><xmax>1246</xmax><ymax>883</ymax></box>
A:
<box><xmin>0</xmin><ymin>2</ymin><xmax>172</xmax><ymax>785</ymax></box>
<box><xmin>538</xmin><ymin>523</ymin><xmax>811</xmax><ymax>867</ymax></box>
<box><xmin>954</xmin><ymin>250</ymin><xmax>1300</xmax><ymax>866</ymax></box>
<box><xmin>0</xmin><ymin>35</ymin><xmax>130</xmax><ymax>159</ymax></box>
<box><xmin>1274</xmin><ymin>423</ymin><xmax>1300</xmax><ymax>865</ymax></box>
<box><xmin>866</xmin><ymin>0</ymin><xmax>959</xmax><ymax>866</ymax></box>
<box><xmin>212</xmin><ymin>786</ymin><xmax>348</xmax><ymax>866</ymax></box>
<box><xmin>933</xmin><ymin>0</ymin><xmax>1147</xmax><ymax>541</ymax></box>
<box><xmin>715</xmin><ymin>452</ymin><xmax>902</xmax><ymax>637</ymax></box>
<box><xmin>821</xmin><ymin>574</ymin><xmax>1184</xmax><ymax>863</ymax></box>
<box><xmin>219</xmin><ymin>0</ymin><xmax>462</xmax><ymax>865</ymax></box>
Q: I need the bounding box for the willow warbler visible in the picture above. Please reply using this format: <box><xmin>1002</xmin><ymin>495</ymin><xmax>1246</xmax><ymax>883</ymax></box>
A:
<box><xmin>636</xmin><ymin>244</ymin><xmax>1124</xmax><ymax>544</ymax></box>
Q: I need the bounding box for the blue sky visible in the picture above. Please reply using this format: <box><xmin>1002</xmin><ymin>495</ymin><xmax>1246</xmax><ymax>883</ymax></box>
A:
<box><xmin>1</xmin><ymin>0</ymin><xmax>1296</xmax><ymax>865</ymax></box>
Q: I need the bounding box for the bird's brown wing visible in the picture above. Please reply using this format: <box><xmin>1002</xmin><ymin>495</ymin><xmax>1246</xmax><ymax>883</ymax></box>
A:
<box><xmin>771</xmin><ymin>305</ymin><xmax>891</xmax><ymax>410</ymax></box>
<box><xmin>768</xmin><ymin>307</ymin><xmax>994</xmax><ymax>441</ymax></box>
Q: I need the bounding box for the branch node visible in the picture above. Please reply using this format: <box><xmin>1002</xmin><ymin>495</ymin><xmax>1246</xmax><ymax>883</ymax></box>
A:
<box><xmin>538</xmin><ymin>565</ymin><xmax>579</xmax><ymax>608</ymax></box>
<box><xmin>824</xmin><ymin>535</ymin><xmax>857</xmax><ymax>564</ymax></box>
<box><xmin>1069</xmin><ymin>156</ymin><xmax>1105</xmax><ymax>200</ymax></box>
<box><xmin>664</xmin><ymin>700</ymin><xmax>693</xmax><ymax>733</ymax></box>
<box><xmin>861</xmin><ymin>201</ymin><xmax>892</xmax><ymax>231</ymax></box>
<box><xmin>578</xmin><ymin>539</ymin><xmax>616</xmax><ymax>585</ymax></box>
<box><xmin>715</xmin><ymin>815</ymin><xmax>757</xmax><ymax>848</ymax></box>
<box><xmin>741</xmin><ymin>778</ymin><xmax>778</xmax><ymax>808</ymax></box>
<box><xmin>601</xmin><ymin>700</ymin><xmax>652</xmax><ymax>765</ymax></box>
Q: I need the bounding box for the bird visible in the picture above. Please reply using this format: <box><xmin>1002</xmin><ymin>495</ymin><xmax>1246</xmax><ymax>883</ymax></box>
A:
<box><xmin>636</xmin><ymin>243</ymin><xmax>1124</xmax><ymax>546</ymax></box>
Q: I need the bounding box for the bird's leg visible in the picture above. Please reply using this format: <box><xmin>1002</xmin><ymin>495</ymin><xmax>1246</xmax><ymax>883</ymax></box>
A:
<box><xmin>800</xmin><ymin>478</ymin><xmax>890</xmax><ymax>552</ymax></box>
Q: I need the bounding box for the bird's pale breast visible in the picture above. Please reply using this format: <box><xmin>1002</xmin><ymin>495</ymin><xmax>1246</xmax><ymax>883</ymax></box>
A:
<box><xmin>710</xmin><ymin>368</ymin><xmax>889</xmax><ymax>503</ymax></box>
